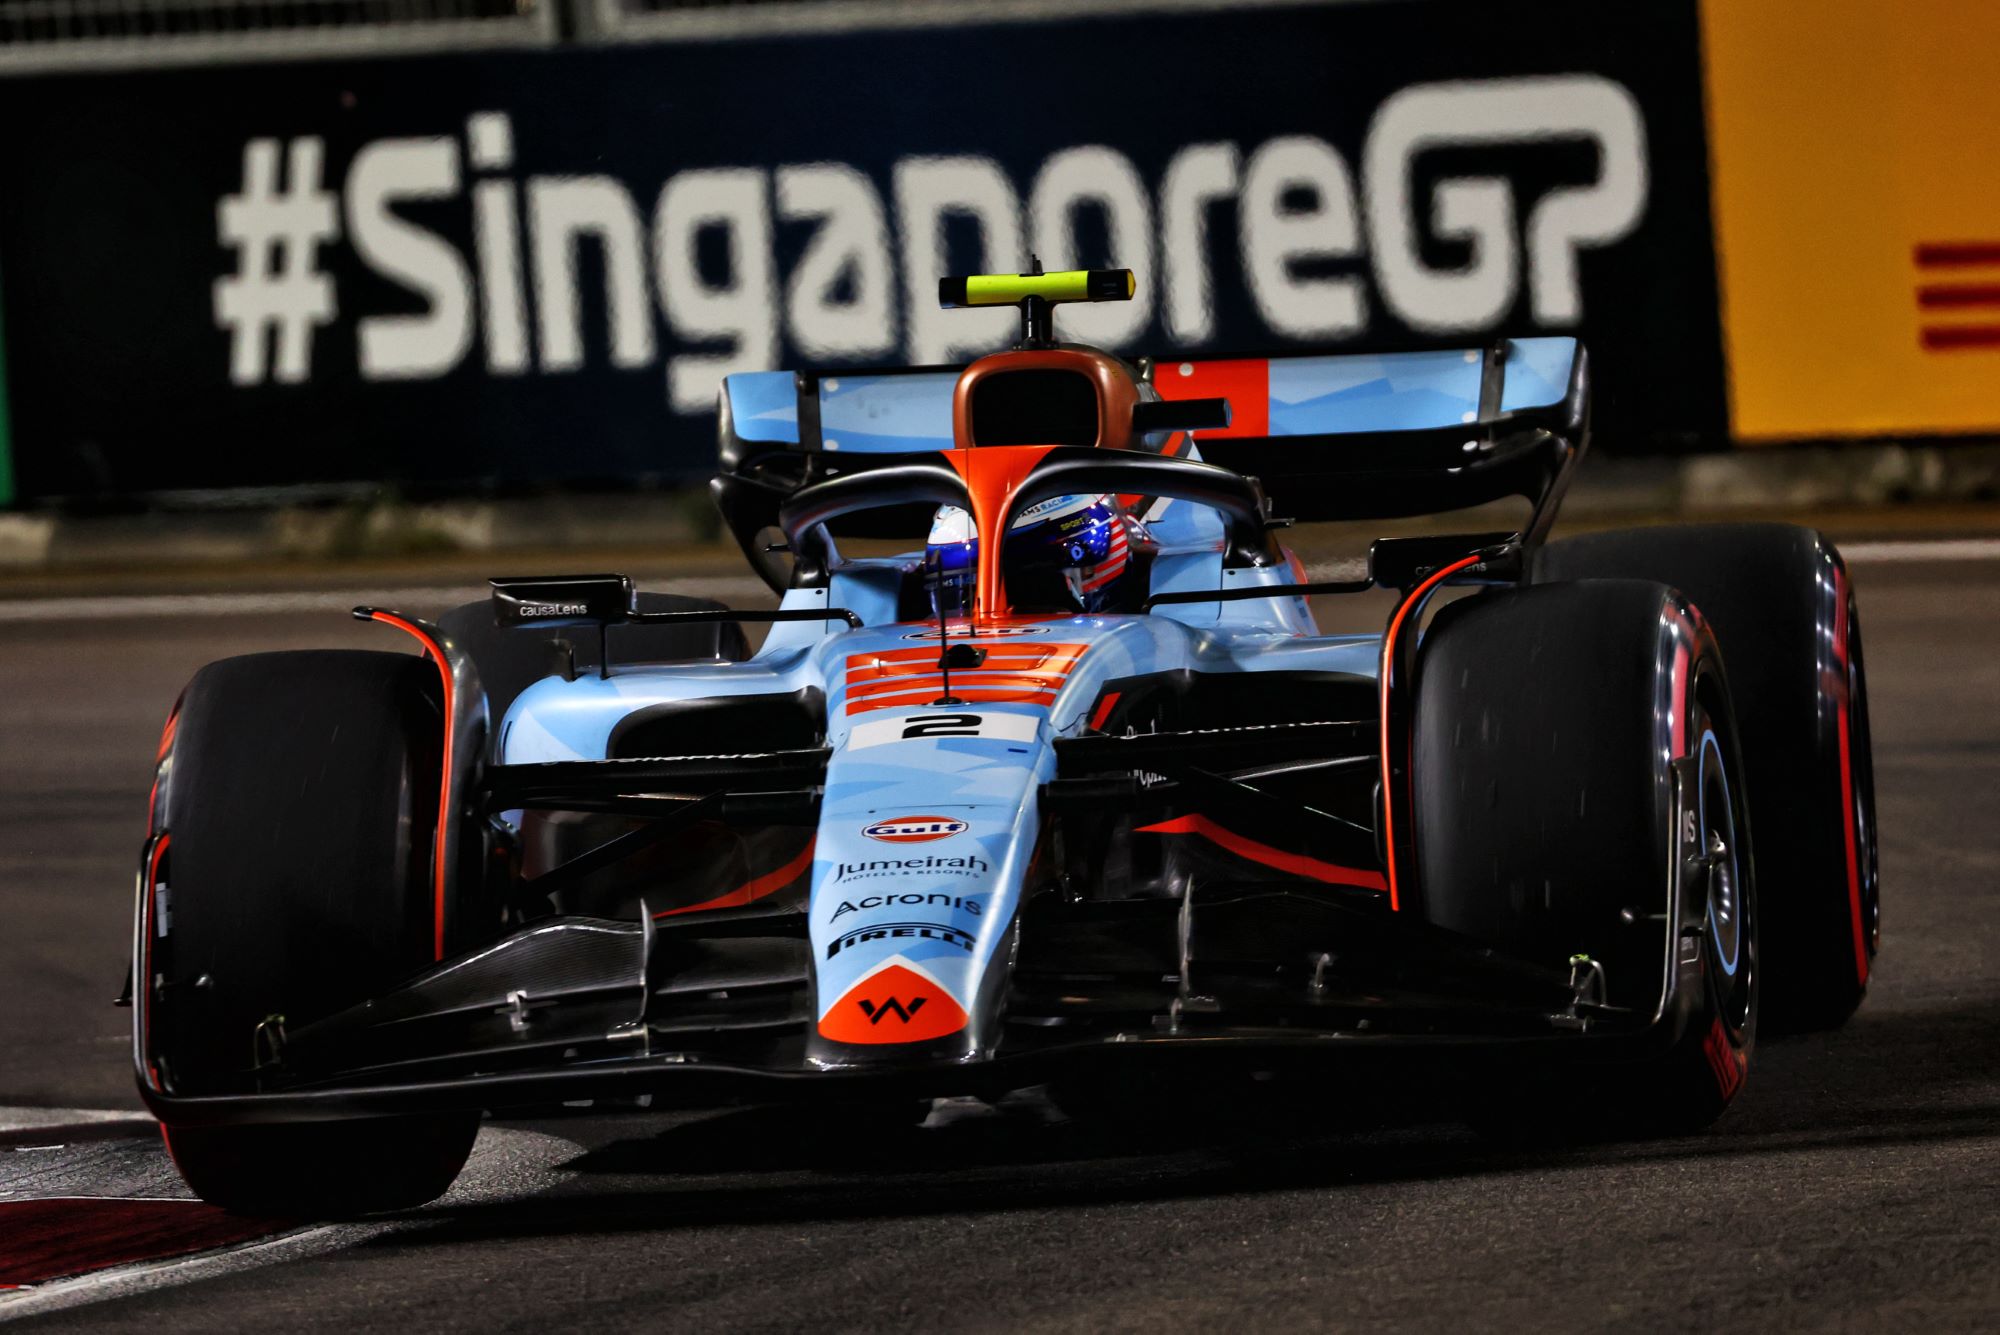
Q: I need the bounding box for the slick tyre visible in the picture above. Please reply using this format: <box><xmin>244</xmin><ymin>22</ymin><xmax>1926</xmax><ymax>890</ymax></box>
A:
<box><xmin>1533</xmin><ymin>524</ymin><xmax>1877</xmax><ymax>1031</ymax></box>
<box><xmin>162</xmin><ymin>1116</ymin><xmax>478</xmax><ymax>1218</ymax></box>
<box><xmin>1412</xmin><ymin>581</ymin><xmax>1757</xmax><ymax>1136</ymax></box>
<box><xmin>145</xmin><ymin>650</ymin><xmax>478</xmax><ymax>1214</ymax></box>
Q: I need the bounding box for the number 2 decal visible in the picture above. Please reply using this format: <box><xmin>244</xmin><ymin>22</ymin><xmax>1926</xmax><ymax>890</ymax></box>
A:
<box><xmin>847</xmin><ymin>709</ymin><xmax>1043</xmax><ymax>750</ymax></box>
<box><xmin>901</xmin><ymin>714</ymin><xmax>984</xmax><ymax>739</ymax></box>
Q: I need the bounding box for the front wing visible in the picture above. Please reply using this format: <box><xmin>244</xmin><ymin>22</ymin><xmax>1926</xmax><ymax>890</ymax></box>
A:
<box><xmin>135</xmin><ymin>743</ymin><xmax>1715</xmax><ymax>1127</ymax></box>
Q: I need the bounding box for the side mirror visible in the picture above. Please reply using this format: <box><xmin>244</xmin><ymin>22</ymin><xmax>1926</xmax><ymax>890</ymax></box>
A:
<box><xmin>488</xmin><ymin>574</ymin><xmax>633</xmax><ymax>628</ymax></box>
<box><xmin>1132</xmin><ymin>397</ymin><xmax>1232</xmax><ymax>435</ymax></box>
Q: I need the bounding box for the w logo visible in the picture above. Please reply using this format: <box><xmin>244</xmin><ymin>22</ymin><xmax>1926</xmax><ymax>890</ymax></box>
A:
<box><xmin>820</xmin><ymin>962</ymin><xmax>968</xmax><ymax>1045</ymax></box>
<box><xmin>858</xmin><ymin>996</ymin><xmax>928</xmax><ymax>1025</ymax></box>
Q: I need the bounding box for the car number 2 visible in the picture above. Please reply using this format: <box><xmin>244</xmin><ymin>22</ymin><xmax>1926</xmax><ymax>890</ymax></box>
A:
<box><xmin>902</xmin><ymin>714</ymin><xmax>983</xmax><ymax>739</ymax></box>
<box><xmin>847</xmin><ymin>710</ymin><xmax>1041</xmax><ymax>750</ymax></box>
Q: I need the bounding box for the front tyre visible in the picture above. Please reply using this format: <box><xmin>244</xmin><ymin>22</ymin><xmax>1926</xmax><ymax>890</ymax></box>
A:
<box><xmin>1412</xmin><ymin>580</ymin><xmax>1756</xmax><ymax>1137</ymax></box>
<box><xmin>1617</xmin><ymin>688</ymin><xmax>1758</xmax><ymax>1133</ymax></box>
<box><xmin>163</xmin><ymin>1117</ymin><xmax>478</xmax><ymax>1217</ymax></box>
<box><xmin>143</xmin><ymin>650</ymin><xmax>479</xmax><ymax>1214</ymax></box>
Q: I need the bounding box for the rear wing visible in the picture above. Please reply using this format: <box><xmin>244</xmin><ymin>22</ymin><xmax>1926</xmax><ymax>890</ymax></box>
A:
<box><xmin>713</xmin><ymin>339</ymin><xmax>1587</xmax><ymax>584</ymax></box>
<box><xmin>1151</xmin><ymin>337</ymin><xmax>1587</xmax><ymax>527</ymax></box>
<box><xmin>721</xmin><ymin>366</ymin><xmax>961</xmax><ymax>458</ymax></box>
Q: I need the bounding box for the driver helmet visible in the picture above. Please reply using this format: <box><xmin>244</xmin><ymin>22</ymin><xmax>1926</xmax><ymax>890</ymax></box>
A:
<box><xmin>924</xmin><ymin>493</ymin><xmax>1139</xmax><ymax>618</ymax></box>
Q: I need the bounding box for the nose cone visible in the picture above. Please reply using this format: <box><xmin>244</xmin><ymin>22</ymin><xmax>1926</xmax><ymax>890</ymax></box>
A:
<box><xmin>805</xmin><ymin>712</ymin><xmax>1053</xmax><ymax>1067</ymax></box>
<box><xmin>817</xmin><ymin>960</ymin><xmax>972</xmax><ymax>1045</ymax></box>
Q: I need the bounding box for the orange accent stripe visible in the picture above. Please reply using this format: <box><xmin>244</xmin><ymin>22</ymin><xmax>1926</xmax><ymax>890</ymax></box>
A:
<box><xmin>1152</xmin><ymin>359</ymin><xmax>1271</xmax><ymax>438</ymax></box>
<box><xmin>847</xmin><ymin>656</ymin><xmax>1083</xmax><ymax>683</ymax></box>
<box><xmin>367</xmin><ymin>612</ymin><xmax>455</xmax><ymax>961</ymax></box>
<box><xmin>944</xmin><ymin>444</ymin><xmax>1060</xmax><ymax>617</ymax></box>
<box><xmin>847</xmin><ymin>644</ymin><xmax>1087</xmax><ymax>669</ymax></box>
<box><xmin>149</xmin><ymin>707</ymin><xmax>181</xmax><ymax>822</ymax></box>
<box><xmin>847</xmin><ymin>687</ymin><xmax>1060</xmax><ymax>716</ymax></box>
<box><xmin>1378</xmin><ymin>556</ymin><xmax>1483</xmax><ymax>912</ymax></box>
<box><xmin>846</xmin><ymin>657</ymin><xmax>1084</xmax><ymax>685</ymax></box>
<box><xmin>1137</xmin><ymin>814</ymin><xmax>1387</xmax><ymax>891</ymax></box>
<box><xmin>843</xmin><ymin>643</ymin><xmax>1087</xmax><ymax>713</ymax></box>
<box><xmin>844</xmin><ymin>671</ymin><xmax>1064</xmax><ymax>695</ymax></box>
<box><xmin>149</xmin><ymin>707</ymin><xmax>179</xmax><ymax>825</ymax></box>
<box><xmin>1088</xmin><ymin>691</ymin><xmax>1122</xmax><ymax>732</ymax></box>
<box><xmin>155</xmin><ymin>710</ymin><xmax>179</xmax><ymax>762</ymax></box>
<box><xmin>653</xmin><ymin>838</ymin><xmax>816</xmax><ymax>918</ymax></box>
<box><xmin>847</xmin><ymin>675</ymin><xmax>1065</xmax><ymax>701</ymax></box>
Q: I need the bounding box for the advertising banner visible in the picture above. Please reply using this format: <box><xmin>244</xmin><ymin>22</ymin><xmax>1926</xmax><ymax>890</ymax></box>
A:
<box><xmin>0</xmin><ymin>0</ymin><xmax>1724</xmax><ymax>502</ymax></box>
<box><xmin>1702</xmin><ymin>0</ymin><xmax>2000</xmax><ymax>442</ymax></box>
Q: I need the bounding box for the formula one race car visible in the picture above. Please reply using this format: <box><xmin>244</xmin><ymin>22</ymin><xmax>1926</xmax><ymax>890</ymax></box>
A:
<box><xmin>127</xmin><ymin>267</ymin><xmax>1879</xmax><ymax>1214</ymax></box>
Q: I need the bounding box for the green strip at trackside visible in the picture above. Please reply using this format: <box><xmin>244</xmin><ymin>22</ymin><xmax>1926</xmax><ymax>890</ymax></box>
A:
<box><xmin>0</xmin><ymin>252</ymin><xmax>13</xmax><ymax>509</ymax></box>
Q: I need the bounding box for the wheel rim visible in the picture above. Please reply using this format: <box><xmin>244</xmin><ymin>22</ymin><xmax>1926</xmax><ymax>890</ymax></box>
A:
<box><xmin>1696</xmin><ymin>711</ymin><xmax>1754</xmax><ymax>1035</ymax></box>
<box><xmin>1698</xmin><ymin>729</ymin><xmax>1742</xmax><ymax>975</ymax></box>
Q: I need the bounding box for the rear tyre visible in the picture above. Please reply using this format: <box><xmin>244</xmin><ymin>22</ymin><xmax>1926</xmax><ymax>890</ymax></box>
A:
<box><xmin>1413</xmin><ymin>581</ymin><xmax>1756</xmax><ymax>1137</ymax></box>
<box><xmin>1534</xmin><ymin>524</ymin><xmax>1876</xmax><ymax>1031</ymax></box>
<box><xmin>147</xmin><ymin>650</ymin><xmax>478</xmax><ymax>1214</ymax></box>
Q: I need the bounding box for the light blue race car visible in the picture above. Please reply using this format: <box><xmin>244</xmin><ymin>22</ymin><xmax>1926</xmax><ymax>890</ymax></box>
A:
<box><xmin>129</xmin><ymin>266</ymin><xmax>1879</xmax><ymax>1215</ymax></box>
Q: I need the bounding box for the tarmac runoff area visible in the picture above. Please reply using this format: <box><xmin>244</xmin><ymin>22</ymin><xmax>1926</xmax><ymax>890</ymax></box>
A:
<box><xmin>0</xmin><ymin>520</ymin><xmax>1997</xmax><ymax>1330</ymax></box>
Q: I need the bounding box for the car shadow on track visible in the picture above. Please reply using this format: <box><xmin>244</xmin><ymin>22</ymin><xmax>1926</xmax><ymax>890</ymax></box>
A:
<box><xmin>370</xmin><ymin>995</ymin><xmax>2000</xmax><ymax>1247</ymax></box>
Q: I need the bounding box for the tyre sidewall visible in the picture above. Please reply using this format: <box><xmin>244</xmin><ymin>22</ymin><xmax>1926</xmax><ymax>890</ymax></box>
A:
<box><xmin>153</xmin><ymin>650</ymin><xmax>441</xmax><ymax>1093</ymax></box>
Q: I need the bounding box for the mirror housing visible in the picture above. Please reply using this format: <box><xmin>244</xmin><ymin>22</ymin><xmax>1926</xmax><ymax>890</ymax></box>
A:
<box><xmin>488</xmin><ymin>574</ymin><xmax>633</xmax><ymax>628</ymax></box>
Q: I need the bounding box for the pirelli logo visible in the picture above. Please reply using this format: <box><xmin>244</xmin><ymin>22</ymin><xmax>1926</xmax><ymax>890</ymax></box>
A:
<box><xmin>841</xmin><ymin>643</ymin><xmax>1088</xmax><ymax>716</ymax></box>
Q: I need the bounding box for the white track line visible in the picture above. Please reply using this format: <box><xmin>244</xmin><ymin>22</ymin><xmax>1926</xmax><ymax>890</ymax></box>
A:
<box><xmin>0</xmin><ymin>577</ymin><xmax>772</xmax><ymax>623</ymax></box>
<box><xmin>1836</xmin><ymin>538</ymin><xmax>2000</xmax><ymax>564</ymax></box>
<box><xmin>0</xmin><ymin>1107</ymin><xmax>156</xmax><ymax>1149</ymax></box>
<box><xmin>0</xmin><ymin>1125</ymin><xmax>578</xmax><ymax>1320</ymax></box>
<box><xmin>0</xmin><ymin>1107</ymin><xmax>153</xmax><ymax>1135</ymax></box>
<box><xmin>0</xmin><ymin>1219</ymin><xmax>353</xmax><ymax>1315</ymax></box>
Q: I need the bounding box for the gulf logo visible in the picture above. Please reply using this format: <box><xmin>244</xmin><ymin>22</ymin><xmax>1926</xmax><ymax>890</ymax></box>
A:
<box><xmin>863</xmin><ymin>814</ymin><xmax>969</xmax><ymax>844</ymax></box>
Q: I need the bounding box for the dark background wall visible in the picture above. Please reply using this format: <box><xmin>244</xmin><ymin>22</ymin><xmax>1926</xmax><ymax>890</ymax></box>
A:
<box><xmin>0</xmin><ymin>0</ymin><xmax>1722</xmax><ymax>505</ymax></box>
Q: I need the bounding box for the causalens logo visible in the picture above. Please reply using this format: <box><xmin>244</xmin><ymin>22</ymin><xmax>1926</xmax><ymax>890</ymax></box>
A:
<box><xmin>213</xmin><ymin>76</ymin><xmax>1645</xmax><ymax>404</ymax></box>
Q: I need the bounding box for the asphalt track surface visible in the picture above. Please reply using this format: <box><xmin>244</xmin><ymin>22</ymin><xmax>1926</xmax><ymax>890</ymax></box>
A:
<box><xmin>2</xmin><ymin>537</ymin><xmax>1997</xmax><ymax>1331</ymax></box>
